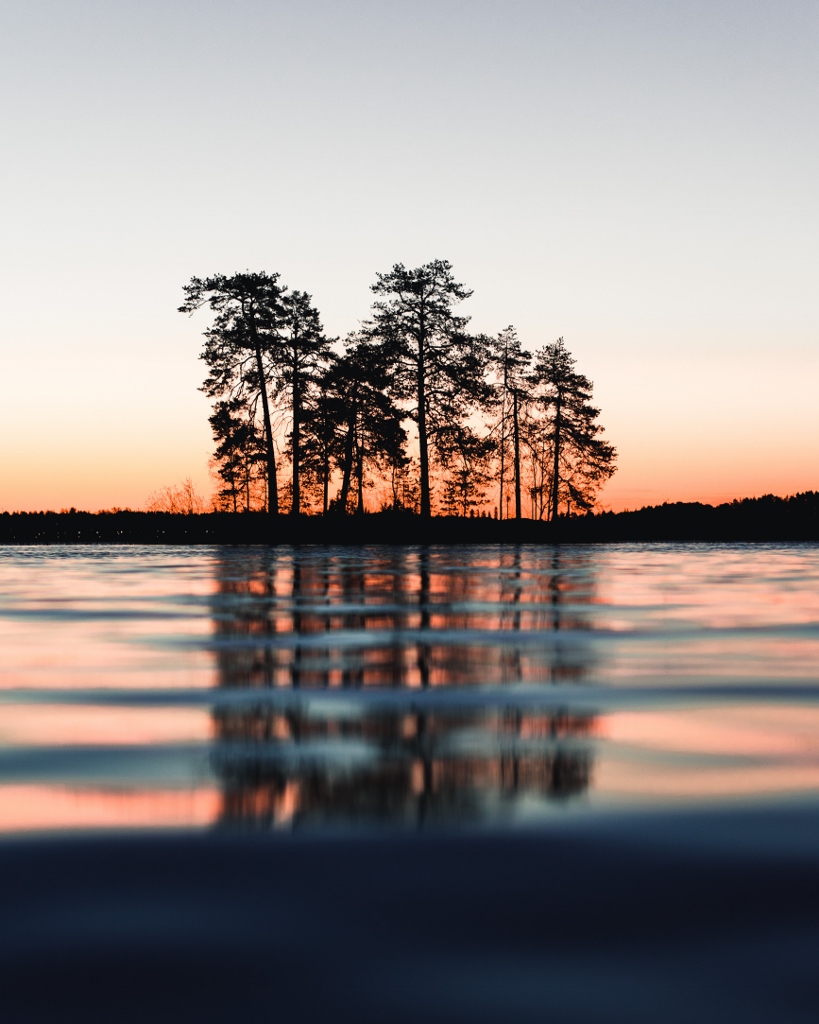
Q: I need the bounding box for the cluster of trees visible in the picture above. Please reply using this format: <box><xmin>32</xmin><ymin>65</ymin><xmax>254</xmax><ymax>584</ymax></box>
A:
<box><xmin>180</xmin><ymin>261</ymin><xmax>616</xmax><ymax>519</ymax></box>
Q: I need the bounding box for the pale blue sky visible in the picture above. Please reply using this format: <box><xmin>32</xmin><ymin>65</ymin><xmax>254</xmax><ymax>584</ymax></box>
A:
<box><xmin>1</xmin><ymin>0</ymin><xmax>817</xmax><ymax>509</ymax></box>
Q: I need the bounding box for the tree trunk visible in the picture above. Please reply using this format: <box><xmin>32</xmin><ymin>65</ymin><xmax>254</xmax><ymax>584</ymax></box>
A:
<box><xmin>291</xmin><ymin>369</ymin><xmax>300</xmax><ymax>515</ymax></box>
<box><xmin>550</xmin><ymin>398</ymin><xmax>562</xmax><ymax>522</ymax></box>
<box><xmin>322</xmin><ymin>446</ymin><xmax>329</xmax><ymax>514</ymax></box>
<box><xmin>513</xmin><ymin>390</ymin><xmax>522</xmax><ymax>520</ymax></box>
<box><xmin>391</xmin><ymin>463</ymin><xmax>399</xmax><ymax>510</ymax></box>
<box><xmin>417</xmin><ymin>348</ymin><xmax>430</xmax><ymax>518</ymax></box>
<box><xmin>338</xmin><ymin>415</ymin><xmax>356</xmax><ymax>513</ymax></box>
<box><xmin>416</xmin><ymin>303</ymin><xmax>431</xmax><ymax>519</ymax></box>
<box><xmin>355</xmin><ymin>441</ymin><xmax>364</xmax><ymax>514</ymax></box>
<box><xmin>253</xmin><ymin>343</ymin><xmax>278</xmax><ymax>515</ymax></box>
<box><xmin>499</xmin><ymin>357</ymin><xmax>507</xmax><ymax>519</ymax></box>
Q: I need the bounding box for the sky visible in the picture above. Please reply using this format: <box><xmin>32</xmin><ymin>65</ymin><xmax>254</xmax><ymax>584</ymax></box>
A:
<box><xmin>0</xmin><ymin>0</ymin><xmax>816</xmax><ymax>512</ymax></box>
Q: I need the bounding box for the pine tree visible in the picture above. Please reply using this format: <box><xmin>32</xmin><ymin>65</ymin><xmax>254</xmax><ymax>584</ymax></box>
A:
<box><xmin>180</xmin><ymin>272</ymin><xmax>285</xmax><ymax>514</ymax></box>
<box><xmin>489</xmin><ymin>326</ymin><xmax>532</xmax><ymax>520</ymax></box>
<box><xmin>318</xmin><ymin>337</ymin><xmax>407</xmax><ymax>514</ymax></box>
<box><xmin>209</xmin><ymin>400</ymin><xmax>266</xmax><ymax>511</ymax></box>
<box><xmin>367</xmin><ymin>261</ymin><xmax>488</xmax><ymax>517</ymax></box>
<box><xmin>299</xmin><ymin>363</ymin><xmax>342</xmax><ymax>514</ymax></box>
<box><xmin>532</xmin><ymin>338</ymin><xmax>616</xmax><ymax>520</ymax></box>
<box><xmin>437</xmin><ymin>424</ymin><xmax>495</xmax><ymax>517</ymax></box>
<box><xmin>269</xmin><ymin>290</ymin><xmax>331</xmax><ymax>514</ymax></box>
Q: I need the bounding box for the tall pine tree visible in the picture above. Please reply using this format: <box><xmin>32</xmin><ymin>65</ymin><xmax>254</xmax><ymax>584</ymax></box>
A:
<box><xmin>532</xmin><ymin>338</ymin><xmax>616</xmax><ymax>519</ymax></box>
<box><xmin>180</xmin><ymin>272</ymin><xmax>284</xmax><ymax>514</ymax></box>
<box><xmin>367</xmin><ymin>261</ymin><xmax>488</xmax><ymax>517</ymax></box>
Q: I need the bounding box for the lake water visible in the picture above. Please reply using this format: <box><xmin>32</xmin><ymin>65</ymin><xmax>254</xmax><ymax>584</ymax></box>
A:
<box><xmin>2</xmin><ymin>542</ymin><xmax>819</xmax><ymax>836</ymax></box>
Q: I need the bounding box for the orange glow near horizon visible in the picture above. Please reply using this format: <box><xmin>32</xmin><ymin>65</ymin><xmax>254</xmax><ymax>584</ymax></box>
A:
<box><xmin>0</xmin><ymin>442</ymin><xmax>815</xmax><ymax>515</ymax></box>
<box><xmin>2</xmin><ymin>372</ymin><xmax>818</xmax><ymax>514</ymax></box>
<box><xmin>2</xmin><ymin>472</ymin><xmax>816</xmax><ymax>516</ymax></box>
<box><xmin>600</xmin><ymin>455</ymin><xmax>819</xmax><ymax>512</ymax></box>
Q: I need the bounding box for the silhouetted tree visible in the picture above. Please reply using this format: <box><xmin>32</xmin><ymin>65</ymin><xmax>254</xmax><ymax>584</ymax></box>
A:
<box><xmin>437</xmin><ymin>424</ymin><xmax>495</xmax><ymax>517</ymax></box>
<box><xmin>367</xmin><ymin>261</ymin><xmax>488</xmax><ymax>517</ymax></box>
<box><xmin>327</xmin><ymin>337</ymin><xmax>407</xmax><ymax>514</ymax></box>
<box><xmin>270</xmin><ymin>290</ymin><xmax>331</xmax><ymax>514</ymax></box>
<box><xmin>489</xmin><ymin>326</ymin><xmax>532</xmax><ymax>520</ymax></box>
<box><xmin>180</xmin><ymin>272</ymin><xmax>285</xmax><ymax>514</ymax></box>
<box><xmin>521</xmin><ymin>410</ymin><xmax>552</xmax><ymax>520</ymax></box>
<box><xmin>209</xmin><ymin>399</ymin><xmax>266</xmax><ymax>511</ymax></box>
<box><xmin>387</xmin><ymin>455</ymin><xmax>419</xmax><ymax>513</ymax></box>
<box><xmin>299</xmin><ymin>363</ymin><xmax>341</xmax><ymax>514</ymax></box>
<box><xmin>532</xmin><ymin>338</ymin><xmax>616</xmax><ymax>519</ymax></box>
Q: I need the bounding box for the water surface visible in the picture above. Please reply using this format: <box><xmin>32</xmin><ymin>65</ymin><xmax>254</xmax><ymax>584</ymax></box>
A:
<box><xmin>2</xmin><ymin>543</ymin><xmax>819</xmax><ymax>834</ymax></box>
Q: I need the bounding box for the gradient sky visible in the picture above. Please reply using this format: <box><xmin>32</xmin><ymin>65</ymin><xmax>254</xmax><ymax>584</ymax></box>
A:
<box><xmin>1</xmin><ymin>0</ymin><xmax>817</xmax><ymax>511</ymax></box>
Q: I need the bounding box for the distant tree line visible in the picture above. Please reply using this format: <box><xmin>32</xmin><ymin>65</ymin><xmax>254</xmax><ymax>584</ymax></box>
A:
<box><xmin>6</xmin><ymin>493</ymin><xmax>819</xmax><ymax>543</ymax></box>
<box><xmin>179</xmin><ymin>261</ymin><xmax>616</xmax><ymax>519</ymax></box>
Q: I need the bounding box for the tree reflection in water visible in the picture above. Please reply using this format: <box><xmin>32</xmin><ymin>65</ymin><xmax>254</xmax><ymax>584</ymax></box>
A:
<box><xmin>209</xmin><ymin>546</ymin><xmax>599</xmax><ymax>829</ymax></box>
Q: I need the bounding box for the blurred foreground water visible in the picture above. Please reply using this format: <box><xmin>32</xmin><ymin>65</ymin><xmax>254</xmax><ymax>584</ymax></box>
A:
<box><xmin>2</xmin><ymin>543</ymin><xmax>819</xmax><ymax>833</ymax></box>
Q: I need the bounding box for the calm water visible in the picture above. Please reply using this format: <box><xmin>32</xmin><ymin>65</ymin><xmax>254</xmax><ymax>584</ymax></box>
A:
<box><xmin>2</xmin><ymin>543</ymin><xmax>819</xmax><ymax>835</ymax></box>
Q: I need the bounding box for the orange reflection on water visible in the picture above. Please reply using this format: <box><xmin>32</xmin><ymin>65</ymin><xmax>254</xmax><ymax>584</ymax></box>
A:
<box><xmin>0</xmin><ymin>705</ymin><xmax>212</xmax><ymax>747</ymax></box>
<box><xmin>596</xmin><ymin>760</ymin><xmax>819</xmax><ymax>801</ymax></box>
<box><xmin>4</xmin><ymin>546</ymin><xmax>819</xmax><ymax>831</ymax></box>
<box><xmin>0</xmin><ymin>785</ymin><xmax>220</xmax><ymax>833</ymax></box>
<box><xmin>597</xmin><ymin>705</ymin><xmax>819</xmax><ymax>802</ymax></box>
<box><xmin>596</xmin><ymin>547</ymin><xmax>819</xmax><ymax>630</ymax></box>
<box><xmin>0</xmin><ymin>616</ymin><xmax>216</xmax><ymax>692</ymax></box>
<box><xmin>0</xmin><ymin>549</ymin><xmax>218</xmax><ymax>692</ymax></box>
<box><xmin>605</xmin><ymin>706</ymin><xmax>819</xmax><ymax>758</ymax></box>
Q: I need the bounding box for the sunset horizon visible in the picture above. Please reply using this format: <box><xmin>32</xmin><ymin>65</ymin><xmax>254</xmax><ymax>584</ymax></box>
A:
<box><xmin>2</xmin><ymin>2</ymin><xmax>816</xmax><ymax>518</ymax></box>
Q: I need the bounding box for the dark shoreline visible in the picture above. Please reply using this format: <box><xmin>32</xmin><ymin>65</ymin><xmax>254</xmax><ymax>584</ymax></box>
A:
<box><xmin>2</xmin><ymin>492</ymin><xmax>819</xmax><ymax>544</ymax></box>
